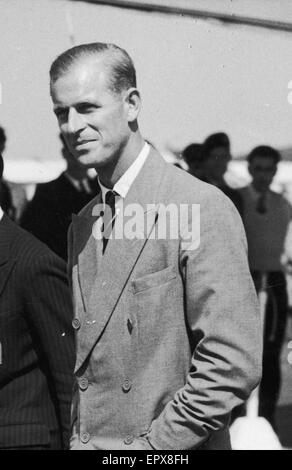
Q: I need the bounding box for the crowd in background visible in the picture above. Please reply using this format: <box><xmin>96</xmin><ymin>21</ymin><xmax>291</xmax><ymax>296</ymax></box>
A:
<box><xmin>0</xmin><ymin>124</ymin><xmax>291</xmax><ymax>441</ymax></box>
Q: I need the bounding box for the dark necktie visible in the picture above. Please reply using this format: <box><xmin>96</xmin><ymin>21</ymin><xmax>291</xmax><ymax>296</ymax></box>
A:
<box><xmin>102</xmin><ymin>190</ymin><xmax>117</xmax><ymax>253</ymax></box>
<box><xmin>256</xmin><ymin>193</ymin><xmax>267</xmax><ymax>214</ymax></box>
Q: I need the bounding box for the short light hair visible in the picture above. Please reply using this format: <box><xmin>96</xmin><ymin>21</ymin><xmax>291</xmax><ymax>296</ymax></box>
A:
<box><xmin>50</xmin><ymin>42</ymin><xmax>136</xmax><ymax>94</ymax></box>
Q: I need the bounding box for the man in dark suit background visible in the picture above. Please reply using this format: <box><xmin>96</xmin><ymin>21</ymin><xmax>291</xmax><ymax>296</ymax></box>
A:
<box><xmin>20</xmin><ymin>136</ymin><xmax>99</xmax><ymax>260</ymax></box>
<box><xmin>194</xmin><ymin>133</ymin><xmax>243</xmax><ymax>215</ymax></box>
<box><xmin>0</xmin><ymin>126</ymin><xmax>14</xmax><ymax>219</ymax></box>
<box><xmin>0</xmin><ymin>154</ymin><xmax>75</xmax><ymax>449</ymax></box>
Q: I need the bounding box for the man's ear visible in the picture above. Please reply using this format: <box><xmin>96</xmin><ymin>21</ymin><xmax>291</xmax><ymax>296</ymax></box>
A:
<box><xmin>271</xmin><ymin>166</ymin><xmax>277</xmax><ymax>177</ymax></box>
<box><xmin>125</xmin><ymin>88</ymin><xmax>141</xmax><ymax>122</ymax></box>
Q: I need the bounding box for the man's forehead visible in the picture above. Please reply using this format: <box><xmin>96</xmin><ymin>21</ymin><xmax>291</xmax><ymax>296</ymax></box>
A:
<box><xmin>209</xmin><ymin>146</ymin><xmax>230</xmax><ymax>158</ymax></box>
<box><xmin>251</xmin><ymin>156</ymin><xmax>276</xmax><ymax>168</ymax></box>
<box><xmin>51</xmin><ymin>56</ymin><xmax>110</xmax><ymax>101</ymax></box>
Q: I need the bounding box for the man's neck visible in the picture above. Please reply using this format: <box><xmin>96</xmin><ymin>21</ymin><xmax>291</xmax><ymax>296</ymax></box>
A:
<box><xmin>205</xmin><ymin>174</ymin><xmax>225</xmax><ymax>187</ymax></box>
<box><xmin>251</xmin><ymin>182</ymin><xmax>270</xmax><ymax>195</ymax></box>
<box><xmin>97</xmin><ymin>133</ymin><xmax>144</xmax><ymax>188</ymax></box>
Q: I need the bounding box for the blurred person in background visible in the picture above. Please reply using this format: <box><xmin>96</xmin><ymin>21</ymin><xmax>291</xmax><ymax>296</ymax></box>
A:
<box><xmin>182</xmin><ymin>143</ymin><xmax>203</xmax><ymax>179</ymax></box>
<box><xmin>20</xmin><ymin>135</ymin><xmax>100</xmax><ymax>260</ymax></box>
<box><xmin>0</xmin><ymin>153</ymin><xmax>74</xmax><ymax>450</ymax></box>
<box><xmin>0</xmin><ymin>126</ymin><xmax>15</xmax><ymax>219</ymax></box>
<box><xmin>199</xmin><ymin>132</ymin><xmax>242</xmax><ymax>215</ymax></box>
<box><xmin>239</xmin><ymin>145</ymin><xmax>292</xmax><ymax>430</ymax></box>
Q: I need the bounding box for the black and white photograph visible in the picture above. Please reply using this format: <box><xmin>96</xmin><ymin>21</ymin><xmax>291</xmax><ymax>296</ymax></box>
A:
<box><xmin>0</xmin><ymin>0</ymin><xmax>292</xmax><ymax>453</ymax></box>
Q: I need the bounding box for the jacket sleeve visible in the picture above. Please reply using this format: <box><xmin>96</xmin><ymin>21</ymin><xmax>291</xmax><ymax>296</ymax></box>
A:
<box><xmin>147</xmin><ymin>190</ymin><xmax>262</xmax><ymax>450</ymax></box>
<box><xmin>23</xmin><ymin>250</ymin><xmax>75</xmax><ymax>449</ymax></box>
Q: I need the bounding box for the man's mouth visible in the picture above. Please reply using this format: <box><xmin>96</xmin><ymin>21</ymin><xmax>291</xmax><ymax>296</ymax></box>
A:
<box><xmin>74</xmin><ymin>139</ymin><xmax>96</xmax><ymax>147</ymax></box>
<box><xmin>73</xmin><ymin>139</ymin><xmax>95</xmax><ymax>149</ymax></box>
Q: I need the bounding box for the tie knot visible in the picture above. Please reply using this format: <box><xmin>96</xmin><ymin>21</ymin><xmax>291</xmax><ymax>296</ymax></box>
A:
<box><xmin>102</xmin><ymin>190</ymin><xmax>118</xmax><ymax>253</ymax></box>
<box><xmin>104</xmin><ymin>190</ymin><xmax>118</xmax><ymax>208</ymax></box>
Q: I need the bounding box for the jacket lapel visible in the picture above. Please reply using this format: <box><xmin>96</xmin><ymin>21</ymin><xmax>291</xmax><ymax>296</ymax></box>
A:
<box><xmin>71</xmin><ymin>193</ymin><xmax>102</xmax><ymax>313</ymax></box>
<box><xmin>74</xmin><ymin>149</ymin><xmax>168</xmax><ymax>371</ymax></box>
<box><xmin>75</xmin><ymin>207</ymin><xmax>159</xmax><ymax>371</ymax></box>
<box><xmin>0</xmin><ymin>260</ymin><xmax>16</xmax><ymax>297</ymax></box>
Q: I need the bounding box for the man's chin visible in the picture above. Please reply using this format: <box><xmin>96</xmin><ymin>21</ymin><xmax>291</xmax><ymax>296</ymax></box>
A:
<box><xmin>74</xmin><ymin>151</ymin><xmax>106</xmax><ymax>170</ymax></box>
<box><xmin>72</xmin><ymin>152</ymin><xmax>95</xmax><ymax>168</ymax></box>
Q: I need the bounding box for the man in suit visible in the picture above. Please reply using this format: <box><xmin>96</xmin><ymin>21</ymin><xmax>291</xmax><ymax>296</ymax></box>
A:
<box><xmin>0</xmin><ymin>126</ymin><xmax>14</xmax><ymax>219</ymax></box>
<box><xmin>197</xmin><ymin>133</ymin><xmax>243</xmax><ymax>215</ymax></box>
<box><xmin>20</xmin><ymin>136</ymin><xmax>99</xmax><ymax>261</ymax></box>
<box><xmin>0</xmin><ymin>154</ymin><xmax>75</xmax><ymax>449</ymax></box>
<box><xmin>239</xmin><ymin>146</ymin><xmax>292</xmax><ymax>429</ymax></box>
<box><xmin>182</xmin><ymin>142</ymin><xmax>203</xmax><ymax>179</ymax></box>
<box><xmin>50</xmin><ymin>42</ymin><xmax>262</xmax><ymax>450</ymax></box>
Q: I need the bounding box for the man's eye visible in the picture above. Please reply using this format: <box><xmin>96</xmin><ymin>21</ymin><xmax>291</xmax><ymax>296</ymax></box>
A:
<box><xmin>55</xmin><ymin>109</ymin><xmax>67</xmax><ymax>120</ymax></box>
<box><xmin>78</xmin><ymin>105</ymin><xmax>97</xmax><ymax>114</ymax></box>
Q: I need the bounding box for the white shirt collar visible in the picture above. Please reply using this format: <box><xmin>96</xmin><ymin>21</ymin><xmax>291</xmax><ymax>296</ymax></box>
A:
<box><xmin>98</xmin><ymin>142</ymin><xmax>150</xmax><ymax>201</ymax></box>
<box><xmin>0</xmin><ymin>206</ymin><xmax>3</xmax><ymax>221</ymax></box>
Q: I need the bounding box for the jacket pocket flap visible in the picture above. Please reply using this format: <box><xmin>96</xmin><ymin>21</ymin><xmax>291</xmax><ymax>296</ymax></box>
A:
<box><xmin>132</xmin><ymin>265</ymin><xmax>177</xmax><ymax>294</ymax></box>
<box><xmin>0</xmin><ymin>423</ymin><xmax>51</xmax><ymax>448</ymax></box>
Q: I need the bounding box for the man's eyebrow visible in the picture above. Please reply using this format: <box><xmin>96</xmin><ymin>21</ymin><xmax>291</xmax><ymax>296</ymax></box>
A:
<box><xmin>54</xmin><ymin>102</ymin><xmax>97</xmax><ymax>111</ymax></box>
<box><xmin>76</xmin><ymin>101</ymin><xmax>99</xmax><ymax>107</ymax></box>
<box><xmin>53</xmin><ymin>105</ymin><xmax>67</xmax><ymax>112</ymax></box>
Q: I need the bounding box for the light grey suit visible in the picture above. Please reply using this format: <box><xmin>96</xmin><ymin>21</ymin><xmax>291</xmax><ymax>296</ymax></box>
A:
<box><xmin>69</xmin><ymin>147</ymin><xmax>262</xmax><ymax>450</ymax></box>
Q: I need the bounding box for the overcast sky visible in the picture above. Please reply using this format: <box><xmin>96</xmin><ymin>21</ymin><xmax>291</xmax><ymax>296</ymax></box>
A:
<box><xmin>1</xmin><ymin>0</ymin><xmax>292</xmax><ymax>164</ymax></box>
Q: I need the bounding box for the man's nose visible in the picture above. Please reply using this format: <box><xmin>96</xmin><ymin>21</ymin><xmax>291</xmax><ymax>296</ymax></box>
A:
<box><xmin>67</xmin><ymin>108</ymin><xmax>86</xmax><ymax>134</ymax></box>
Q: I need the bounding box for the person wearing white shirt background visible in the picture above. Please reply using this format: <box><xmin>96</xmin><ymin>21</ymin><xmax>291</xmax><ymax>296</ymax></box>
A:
<box><xmin>239</xmin><ymin>145</ymin><xmax>292</xmax><ymax>431</ymax></box>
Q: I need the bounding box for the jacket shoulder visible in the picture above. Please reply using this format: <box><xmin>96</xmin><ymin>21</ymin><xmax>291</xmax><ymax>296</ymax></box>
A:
<box><xmin>164</xmin><ymin>163</ymin><xmax>233</xmax><ymax>207</ymax></box>
<box><xmin>77</xmin><ymin>194</ymin><xmax>100</xmax><ymax>217</ymax></box>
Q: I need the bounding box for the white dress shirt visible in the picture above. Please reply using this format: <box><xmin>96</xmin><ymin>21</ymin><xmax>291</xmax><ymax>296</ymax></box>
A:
<box><xmin>98</xmin><ymin>142</ymin><xmax>150</xmax><ymax>204</ymax></box>
<box><xmin>93</xmin><ymin>142</ymin><xmax>150</xmax><ymax>242</ymax></box>
<box><xmin>240</xmin><ymin>184</ymin><xmax>292</xmax><ymax>271</ymax></box>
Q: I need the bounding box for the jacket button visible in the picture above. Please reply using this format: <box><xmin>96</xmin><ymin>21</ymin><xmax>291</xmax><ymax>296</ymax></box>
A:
<box><xmin>124</xmin><ymin>434</ymin><xmax>134</xmax><ymax>445</ymax></box>
<box><xmin>72</xmin><ymin>318</ymin><xmax>81</xmax><ymax>330</ymax></box>
<box><xmin>79</xmin><ymin>377</ymin><xmax>89</xmax><ymax>391</ymax></box>
<box><xmin>127</xmin><ymin>318</ymin><xmax>133</xmax><ymax>334</ymax></box>
<box><xmin>81</xmin><ymin>432</ymin><xmax>90</xmax><ymax>444</ymax></box>
<box><xmin>122</xmin><ymin>378</ymin><xmax>132</xmax><ymax>392</ymax></box>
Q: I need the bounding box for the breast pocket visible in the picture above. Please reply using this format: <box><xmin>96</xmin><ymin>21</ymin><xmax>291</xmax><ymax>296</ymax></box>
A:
<box><xmin>131</xmin><ymin>265</ymin><xmax>177</xmax><ymax>294</ymax></box>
